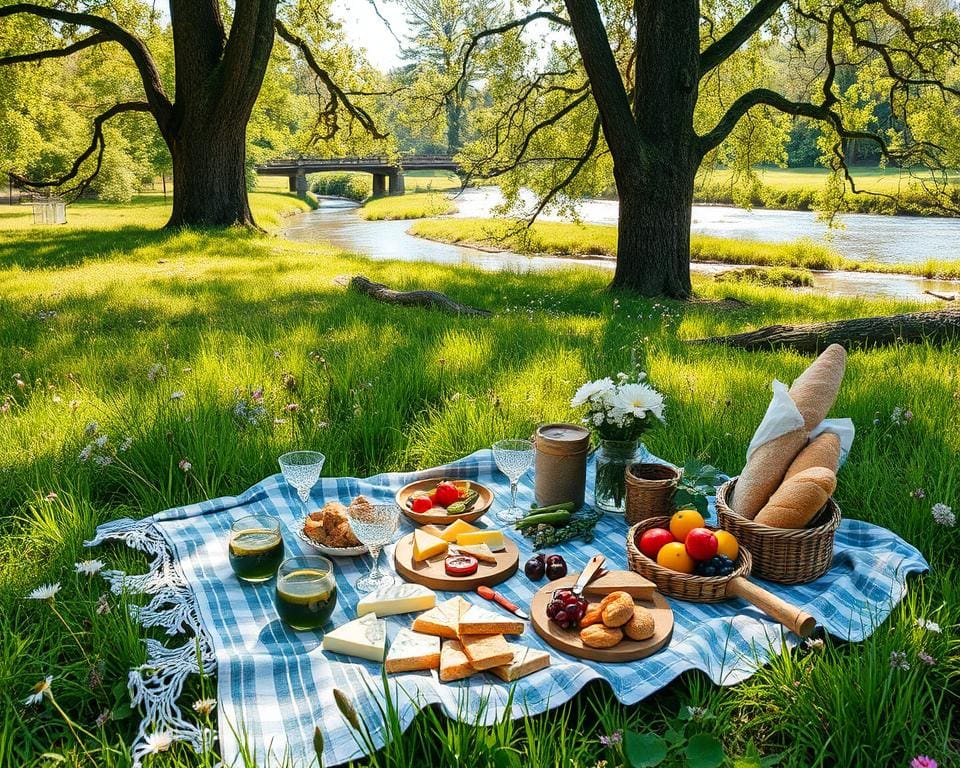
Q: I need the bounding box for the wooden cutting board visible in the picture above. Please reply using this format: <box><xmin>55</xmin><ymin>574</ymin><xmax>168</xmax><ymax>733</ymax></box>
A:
<box><xmin>393</xmin><ymin>531</ymin><xmax>519</xmax><ymax>591</ymax></box>
<box><xmin>530</xmin><ymin>570</ymin><xmax>673</xmax><ymax>662</ymax></box>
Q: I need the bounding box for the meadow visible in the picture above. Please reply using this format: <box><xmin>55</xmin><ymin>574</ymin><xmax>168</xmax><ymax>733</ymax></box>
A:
<box><xmin>1</xmin><ymin>192</ymin><xmax>957</xmax><ymax>767</ymax></box>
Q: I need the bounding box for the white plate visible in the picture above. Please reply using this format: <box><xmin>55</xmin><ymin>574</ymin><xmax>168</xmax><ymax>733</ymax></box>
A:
<box><xmin>294</xmin><ymin>527</ymin><xmax>367</xmax><ymax>557</ymax></box>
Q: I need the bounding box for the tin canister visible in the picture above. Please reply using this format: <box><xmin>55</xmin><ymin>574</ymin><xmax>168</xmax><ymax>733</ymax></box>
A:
<box><xmin>534</xmin><ymin>423</ymin><xmax>591</xmax><ymax>508</ymax></box>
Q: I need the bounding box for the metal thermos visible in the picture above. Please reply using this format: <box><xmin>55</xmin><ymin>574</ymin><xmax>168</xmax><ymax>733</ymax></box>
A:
<box><xmin>534</xmin><ymin>423</ymin><xmax>591</xmax><ymax>508</ymax></box>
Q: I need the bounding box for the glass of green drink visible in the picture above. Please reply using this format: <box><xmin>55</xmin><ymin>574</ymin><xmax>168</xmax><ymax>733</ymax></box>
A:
<box><xmin>275</xmin><ymin>555</ymin><xmax>338</xmax><ymax>631</ymax></box>
<box><xmin>228</xmin><ymin>515</ymin><xmax>284</xmax><ymax>583</ymax></box>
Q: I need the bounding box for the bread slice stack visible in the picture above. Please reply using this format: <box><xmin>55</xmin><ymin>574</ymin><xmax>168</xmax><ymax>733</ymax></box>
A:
<box><xmin>735</xmin><ymin>344</ymin><xmax>847</xmax><ymax>528</ymax></box>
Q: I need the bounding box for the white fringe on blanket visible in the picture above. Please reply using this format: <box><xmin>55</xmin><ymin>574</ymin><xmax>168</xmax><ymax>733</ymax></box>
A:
<box><xmin>86</xmin><ymin>518</ymin><xmax>216</xmax><ymax>767</ymax></box>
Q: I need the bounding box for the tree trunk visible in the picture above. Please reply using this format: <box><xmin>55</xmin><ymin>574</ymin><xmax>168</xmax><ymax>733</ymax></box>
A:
<box><xmin>167</xmin><ymin>122</ymin><xmax>254</xmax><ymax>228</ymax></box>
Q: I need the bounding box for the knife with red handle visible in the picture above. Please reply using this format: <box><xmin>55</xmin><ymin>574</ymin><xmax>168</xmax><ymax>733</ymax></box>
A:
<box><xmin>476</xmin><ymin>585</ymin><xmax>529</xmax><ymax>620</ymax></box>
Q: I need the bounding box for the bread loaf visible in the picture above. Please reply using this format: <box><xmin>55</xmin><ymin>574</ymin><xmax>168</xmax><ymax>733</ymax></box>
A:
<box><xmin>734</xmin><ymin>428</ymin><xmax>808</xmax><ymax>520</ymax></box>
<box><xmin>754</xmin><ymin>467</ymin><xmax>837</xmax><ymax>528</ymax></box>
<box><xmin>784</xmin><ymin>432</ymin><xmax>841</xmax><ymax>481</ymax></box>
<box><xmin>788</xmin><ymin>344</ymin><xmax>847</xmax><ymax>431</ymax></box>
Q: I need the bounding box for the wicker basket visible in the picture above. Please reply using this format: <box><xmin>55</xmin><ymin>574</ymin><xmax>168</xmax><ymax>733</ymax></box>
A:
<box><xmin>625</xmin><ymin>463</ymin><xmax>682</xmax><ymax>525</ymax></box>
<box><xmin>626</xmin><ymin>516</ymin><xmax>752</xmax><ymax>603</ymax></box>
<box><xmin>715</xmin><ymin>477</ymin><xmax>840</xmax><ymax>585</ymax></box>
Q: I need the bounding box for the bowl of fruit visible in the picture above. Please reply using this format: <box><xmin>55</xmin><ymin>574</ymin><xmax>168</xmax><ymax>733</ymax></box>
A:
<box><xmin>626</xmin><ymin>509</ymin><xmax>750</xmax><ymax>603</ymax></box>
<box><xmin>395</xmin><ymin>478</ymin><xmax>494</xmax><ymax>526</ymax></box>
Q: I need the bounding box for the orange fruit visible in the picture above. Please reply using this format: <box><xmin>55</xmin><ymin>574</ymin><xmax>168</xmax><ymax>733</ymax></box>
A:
<box><xmin>714</xmin><ymin>530</ymin><xmax>739</xmax><ymax>561</ymax></box>
<box><xmin>656</xmin><ymin>541</ymin><xmax>696</xmax><ymax>574</ymax></box>
<box><xmin>669</xmin><ymin>509</ymin><xmax>706</xmax><ymax>543</ymax></box>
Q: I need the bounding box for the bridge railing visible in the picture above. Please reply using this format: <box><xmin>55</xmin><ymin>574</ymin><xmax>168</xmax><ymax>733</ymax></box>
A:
<box><xmin>257</xmin><ymin>155</ymin><xmax>455</xmax><ymax>167</ymax></box>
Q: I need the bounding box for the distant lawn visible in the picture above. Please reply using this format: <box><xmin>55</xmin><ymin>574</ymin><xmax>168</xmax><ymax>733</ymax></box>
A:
<box><xmin>360</xmin><ymin>191</ymin><xmax>457</xmax><ymax>220</ymax></box>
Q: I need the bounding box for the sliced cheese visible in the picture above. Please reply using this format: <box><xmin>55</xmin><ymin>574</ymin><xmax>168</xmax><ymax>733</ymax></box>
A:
<box><xmin>439</xmin><ymin>640</ymin><xmax>480</xmax><ymax>682</ymax></box>
<box><xmin>458</xmin><ymin>603</ymin><xmax>525</xmax><ymax>636</ymax></box>
<box><xmin>357</xmin><ymin>583</ymin><xmax>436</xmax><ymax>617</ymax></box>
<box><xmin>384</xmin><ymin>629</ymin><xmax>441</xmax><ymax>673</ymax></box>
<box><xmin>455</xmin><ymin>530</ymin><xmax>505</xmax><ymax>552</ymax></box>
<box><xmin>412</xmin><ymin>595</ymin><xmax>469</xmax><ymax>639</ymax></box>
<box><xmin>322</xmin><ymin>613</ymin><xmax>387</xmax><ymax>662</ymax></box>
<box><xmin>438</xmin><ymin>519</ymin><xmax>480</xmax><ymax>543</ymax></box>
<box><xmin>419</xmin><ymin>524</ymin><xmax>446</xmax><ymax>539</ymax></box>
<box><xmin>582</xmin><ymin>570</ymin><xmax>656</xmax><ymax>600</ymax></box>
<box><xmin>454</xmin><ymin>543</ymin><xmax>497</xmax><ymax>565</ymax></box>
<box><xmin>490</xmin><ymin>643</ymin><xmax>550</xmax><ymax>682</ymax></box>
<box><xmin>459</xmin><ymin>633</ymin><xmax>514</xmax><ymax>670</ymax></box>
<box><xmin>412</xmin><ymin>528</ymin><xmax>448</xmax><ymax>562</ymax></box>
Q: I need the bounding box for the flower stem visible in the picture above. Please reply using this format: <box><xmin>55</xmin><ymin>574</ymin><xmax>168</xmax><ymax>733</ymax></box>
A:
<box><xmin>48</xmin><ymin>693</ymin><xmax>99</xmax><ymax>766</ymax></box>
<box><xmin>49</xmin><ymin>601</ymin><xmax>92</xmax><ymax>667</ymax></box>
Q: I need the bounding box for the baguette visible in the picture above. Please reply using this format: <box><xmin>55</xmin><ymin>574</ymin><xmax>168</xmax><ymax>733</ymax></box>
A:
<box><xmin>734</xmin><ymin>428</ymin><xmax>808</xmax><ymax>520</ymax></box>
<box><xmin>754</xmin><ymin>466</ymin><xmax>837</xmax><ymax>528</ymax></box>
<box><xmin>784</xmin><ymin>432</ymin><xmax>841</xmax><ymax>481</ymax></box>
<box><xmin>788</xmin><ymin>344</ymin><xmax>847</xmax><ymax>431</ymax></box>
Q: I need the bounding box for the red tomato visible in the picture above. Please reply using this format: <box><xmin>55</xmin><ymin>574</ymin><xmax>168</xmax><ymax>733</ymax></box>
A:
<box><xmin>684</xmin><ymin>528</ymin><xmax>719</xmax><ymax>561</ymax></box>
<box><xmin>638</xmin><ymin>528</ymin><xmax>675</xmax><ymax>559</ymax></box>
<box><xmin>411</xmin><ymin>496</ymin><xmax>433</xmax><ymax>513</ymax></box>
<box><xmin>433</xmin><ymin>482</ymin><xmax>461</xmax><ymax>507</ymax></box>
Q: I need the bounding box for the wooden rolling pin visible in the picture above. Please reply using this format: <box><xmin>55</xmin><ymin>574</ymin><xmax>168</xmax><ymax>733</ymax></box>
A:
<box><xmin>726</xmin><ymin>577</ymin><xmax>817</xmax><ymax>637</ymax></box>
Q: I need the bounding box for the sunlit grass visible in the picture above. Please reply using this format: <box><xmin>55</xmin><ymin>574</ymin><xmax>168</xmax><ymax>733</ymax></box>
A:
<box><xmin>360</xmin><ymin>192</ymin><xmax>457</xmax><ymax>220</ymax></box>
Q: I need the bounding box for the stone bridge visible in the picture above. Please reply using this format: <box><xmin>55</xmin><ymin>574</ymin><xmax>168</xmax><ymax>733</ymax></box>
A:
<box><xmin>254</xmin><ymin>155</ymin><xmax>459</xmax><ymax>196</ymax></box>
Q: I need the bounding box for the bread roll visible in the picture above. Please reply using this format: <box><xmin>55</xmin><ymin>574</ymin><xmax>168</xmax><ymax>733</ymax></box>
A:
<box><xmin>754</xmin><ymin>467</ymin><xmax>837</xmax><ymax>528</ymax></box>
<box><xmin>734</xmin><ymin>428</ymin><xmax>808</xmax><ymax>520</ymax></box>
<box><xmin>788</xmin><ymin>344</ymin><xmax>847</xmax><ymax>431</ymax></box>
<box><xmin>784</xmin><ymin>432</ymin><xmax>841</xmax><ymax>481</ymax></box>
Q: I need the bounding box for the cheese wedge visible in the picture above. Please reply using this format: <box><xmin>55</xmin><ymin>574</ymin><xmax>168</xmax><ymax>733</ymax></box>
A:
<box><xmin>412</xmin><ymin>529</ymin><xmax>448</xmax><ymax>562</ymax></box>
<box><xmin>438</xmin><ymin>519</ymin><xmax>480</xmax><ymax>543</ymax></box>
<box><xmin>490</xmin><ymin>643</ymin><xmax>551</xmax><ymax>682</ymax></box>
<box><xmin>455</xmin><ymin>530</ymin><xmax>506</xmax><ymax>552</ymax></box>
<box><xmin>439</xmin><ymin>640</ymin><xmax>480</xmax><ymax>682</ymax></box>
<box><xmin>420</xmin><ymin>524</ymin><xmax>446</xmax><ymax>539</ymax></box>
<box><xmin>583</xmin><ymin>571</ymin><xmax>656</xmax><ymax>601</ymax></box>
<box><xmin>322</xmin><ymin>613</ymin><xmax>387</xmax><ymax>662</ymax></box>
<box><xmin>357</xmin><ymin>583</ymin><xmax>436</xmax><ymax>617</ymax></box>
<box><xmin>457</xmin><ymin>604</ymin><xmax>524</xmax><ymax>636</ymax></box>
<box><xmin>384</xmin><ymin>629</ymin><xmax>441</xmax><ymax>673</ymax></box>
<box><xmin>453</xmin><ymin>543</ymin><xmax>497</xmax><ymax>565</ymax></box>
<box><xmin>412</xmin><ymin>595</ymin><xmax>470</xmax><ymax>639</ymax></box>
<box><xmin>459</xmin><ymin>633</ymin><xmax>514</xmax><ymax>670</ymax></box>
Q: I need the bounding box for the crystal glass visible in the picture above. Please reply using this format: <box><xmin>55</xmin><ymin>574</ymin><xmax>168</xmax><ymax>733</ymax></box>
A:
<box><xmin>346</xmin><ymin>502</ymin><xmax>399</xmax><ymax>593</ymax></box>
<box><xmin>275</xmin><ymin>555</ymin><xmax>338</xmax><ymax>631</ymax></box>
<box><xmin>279</xmin><ymin>451</ymin><xmax>325</xmax><ymax>505</ymax></box>
<box><xmin>229</xmin><ymin>515</ymin><xmax>284</xmax><ymax>583</ymax></box>
<box><xmin>492</xmin><ymin>438</ymin><xmax>535</xmax><ymax>524</ymax></box>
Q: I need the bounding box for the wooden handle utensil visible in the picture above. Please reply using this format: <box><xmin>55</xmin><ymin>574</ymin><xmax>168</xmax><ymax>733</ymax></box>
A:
<box><xmin>726</xmin><ymin>576</ymin><xmax>816</xmax><ymax>637</ymax></box>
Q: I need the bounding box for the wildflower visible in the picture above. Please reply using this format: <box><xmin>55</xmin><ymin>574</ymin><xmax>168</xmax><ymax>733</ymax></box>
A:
<box><xmin>910</xmin><ymin>757</ymin><xmax>938</xmax><ymax>768</ymax></box>
<box><xmin>0</xmin><ymin>400</ymin><xmax>9</xmax><ymax>415</ymax></box>
<box><xmin>931</xmin><ymin>503</ymin><xmax>955</xmax><ymax>527</ymax></box>
<box><xmin>598</xmin><ymin>729</ymin><xmax>623</xmax><ymax>747</ymax></box>
<box><xmin>69</xmin><ymin>399</ymin><xmax>80</xmax><ymax>411</ymax></box>
<box><xmin>251</xmin><ymin>388</ymin><xmax>264</xmax><ymax>403</ymax></box>
<box><xmin>78</xmin><ymin>443</ymin><xmax>93</xmax><ymax>462</ymax></box>
<box><xmin>95</xmin><ymin>434</ymin><xmax>108</xmax><ymax>448</ymax></box>
<box><xmin>192</xmin><ymin>698</ymin><xmax>217</xmax><ymax>716</ymax></box>
<box><xmin>890</xmin><ymin>406</ymin><xmax>913</xmax><ymax>426</ymax></box>
<box><xmin>52</xmin><ymin>394</ymin><xmax>62</xmax><ymax>403</ymax></box>
<box><xmin>24</xmin><ymin>675</ymin><xmax>53</xmax><ymax>706</ymax></box>
<box><xmin>119</xmin><ymin>436</ymin><xmax>133</xmax><ymax>452</ymax></box>
<box><xmin>95</xmin><ymin>710</ymin><xmax>112</xmax><ymax>727</ymax></box>
<box><xmin>83</xmin><ymin>421</ymin><xmax>98</xmax><ymax>438</ymax></box>
<box><xmin>804</xmin><ymin>638</ymin><xmax>825</xmax><ymax>651</ymax></box>
<box><xmin>911</xmin><ymin>488</ymin><xmax>926</xmax><ymax>499</ymax></box>
<box><xmin>74</xmin><ymin>559</ymin><xmax>104</xmax><ymax>577</ymax></box>
<box><xmin>916</xmin><ymin>618</ymin><xmax>942</xmax><ymax>633</ymax></box>
<box><xmin>170</xmin><ymin>391</ymin><xmax>185</xmax><ymax>401</ymax></box>
<box><xmin>88</xmin><ymin>660</ymin><xmax>105</xmax><ymax>690</ymax></box>
<box><xmin>918</xmin><ymin>651</ymin><xmax>936</xmax><ymax>666</ymax></box>
<box><xmin>93</xmin><ymin>455</ymin><xmax>113</xmax><ymax>467</ymax></box>
<box><xmin>889</xmin><ymin>650</ymin><xmax>911</xmax><ymax>671</ymax></box>
<box><xmin>143</xmin><ymin>731</ymin><xmax>174</xmax><ymax>754</ymax></box>
<box><xmin>684</xmin><ymin>705</ymin><xmax>708</xmax><ymax>719</ymax></box>
<box><xmin>27</xmin><ymin>582</ymin><xmax>61</xmax><ymax>601</ymax></box>
<box><xmin>178</xmin><ymin>459</ymin><xmax>192</xmax><ymax>473</ymax></box>
<box><xmin>95</xmin><ymin>593</ymin><xmax>112</xmax><ymax>615</ymax></box>
<box><xmin>284</xmin><ymin>403</ymin><xmax>300</xmax><ymax>413</ymax></box>
<box><xmin>45</xmin><ymin>492</ymin><xmax>58</xmax><ymax>501</ymax></box>
<box><xmin>273</xmin><ymin>418</ymin><xmax>287</xmax><ymax>425</ymax></box>
<box><xmin>273</xmin><ymin>349</ymin><xmax>282</xmax><ymax>359</ymax></box>
<box><xmin>146</xmin><ymin>363</ymin><xmax>166</xmax><ymax>382</ymax></box>
<box><xmin>15</xmin><ymin>377</ymin><xmax>25</xmax><ymax>390</ymax></box>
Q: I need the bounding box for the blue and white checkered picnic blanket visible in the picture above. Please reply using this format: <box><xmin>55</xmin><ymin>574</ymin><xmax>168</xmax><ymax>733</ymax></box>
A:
<box><xmin>89</xmin><ymin>448</ymin><xmax>928</xmax><ymax>767</ymax></box>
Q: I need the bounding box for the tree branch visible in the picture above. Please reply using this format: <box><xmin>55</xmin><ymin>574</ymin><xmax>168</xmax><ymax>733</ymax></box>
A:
<box><xmin>0</xmin><ymin>32</ymin><xmax>109</xmax><ymax>66</ymax></box>
<box><xmin>699</xmin><ymin>0</ymin><xmax>786</xmax><ymax>75</ymax></box>
<box><xmin>274</xmin><ymin>19</ymin><xmax>387</xmax><ymax>141</ymax></box>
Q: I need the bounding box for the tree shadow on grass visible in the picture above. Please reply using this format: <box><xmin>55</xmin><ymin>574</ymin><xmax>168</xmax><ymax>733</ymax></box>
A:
<box><xmin>0</xmin><ymin>226</ymin><xmax>179</xmax><ymax>271</ymax></box>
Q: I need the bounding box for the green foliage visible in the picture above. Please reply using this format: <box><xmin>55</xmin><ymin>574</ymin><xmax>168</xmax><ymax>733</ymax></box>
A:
<box><xmin>673</xmin><ymin>460</ymin><xmax>728</xmax><ymax>517</ymax></box>
<box><xmin>715</xmin><ymin>267</ymin><xmax>814</xmax><ymax>288</ymax></box>
<box><xmin>311</xmin><ymin>173</ymin><xmax>372</xmax><ymax>201</ymax></box>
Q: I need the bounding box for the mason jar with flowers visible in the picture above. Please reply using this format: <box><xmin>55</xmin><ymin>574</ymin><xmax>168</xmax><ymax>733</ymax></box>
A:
<box><xmin>571</xmin><ymin>372</ymin><xmax>666</xmax><ymax>514</ymax></box>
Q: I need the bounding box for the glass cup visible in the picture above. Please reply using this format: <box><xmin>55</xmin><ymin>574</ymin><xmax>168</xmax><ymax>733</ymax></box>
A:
<box><xmin>279</xmin><ymin>451</ymin><xmax>326</xmax><ymax>506</ymax></box>
<box><xmin>346</xmin><ymin>501</ymin><xmax>400</xmax><ymax>593</ymax></box>
<box><xmin>275</xmin><ymin>556</ymin><xmax>338</xmax><ymax>631</ymax></box>
<box><xmin>229</xmin><ymin>515</ymin><xmax>284</xmax><ymax>583</ymax></box>
<box><xmin>492</xmin><ymin>438</ymin><xmax>535</xmax><ymax>524</ymax></box>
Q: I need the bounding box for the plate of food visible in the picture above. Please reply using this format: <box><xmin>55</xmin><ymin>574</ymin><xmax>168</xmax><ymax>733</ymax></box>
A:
<box><xmin>296</xmin><ymin>498</ymin><xmax>367</xmax><ymax>557</ymax></box>
<box><xmin>396</xmin><ymin>479</ymin><xmax>494</xmax><ymax>526</ymax></box>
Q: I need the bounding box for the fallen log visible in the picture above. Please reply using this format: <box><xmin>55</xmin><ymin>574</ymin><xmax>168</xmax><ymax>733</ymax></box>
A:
<box><xmin>348</xmin><ymin>275</ymin><xmax>491</xmax><ymax>317</ymax></box>
<box><xmin>687</xmin><ymin>308</ymin><xmax>960</xmax><ymax>352</ymax></box>
<box><xmin>924</xmin><ymin>289</ymin><xmax>956</xmax><ymax>301</ymax></box>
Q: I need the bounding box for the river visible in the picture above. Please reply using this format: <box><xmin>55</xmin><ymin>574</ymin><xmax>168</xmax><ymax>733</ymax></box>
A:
<box><xmin>282</xmin><ymin>188</ymin><xmax>960</xmax><ymax>301</ymax></box>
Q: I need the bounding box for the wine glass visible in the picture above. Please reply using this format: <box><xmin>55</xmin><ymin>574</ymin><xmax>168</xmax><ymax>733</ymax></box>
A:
<box><xmin>278</xmin><ymin>451</ymin><xmax>325</xmax><ymax>507</ymax></box>
<box><xmin>346</xmin><ymin>502</ymin><xmax>399</xmax><ymax>593</ymax></box>
<box><xmin>492</xmin><ymin>438</ymin><xmax>535</xmax><ymax>524</ymax></box>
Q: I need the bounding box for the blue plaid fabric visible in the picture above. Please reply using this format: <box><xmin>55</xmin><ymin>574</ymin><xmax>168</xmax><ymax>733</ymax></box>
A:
<box><xmin>96</xmin><ymin>449</ymin><xmax>928</xmax><ymax>767</ymax></box>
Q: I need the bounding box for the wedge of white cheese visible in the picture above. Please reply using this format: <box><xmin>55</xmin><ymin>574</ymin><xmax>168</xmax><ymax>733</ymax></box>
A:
<box><xmin>384</xmin><ymin>629</ymin><xmax>441</xmax><ymax>673</ymax></box>
<box><xmin>357</xmin><ymin>583</ymin><xmax>436</xmax><ymax>617</ymax></box>
<box><xmin>322</xmin><ymin>613</ymin><xmax>387</xmax><ymax>662</ymax></box>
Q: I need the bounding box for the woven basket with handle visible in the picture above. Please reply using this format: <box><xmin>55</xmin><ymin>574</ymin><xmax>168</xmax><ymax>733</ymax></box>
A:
<box><xmin>715</xmin><ymin>477</ymin><xmax>840</xmax><ymax>585</ymax></box>
<box><xmin>625</xmin><ymin>463</ymin><xmax>681</xmax><ymax>525</ymax></box>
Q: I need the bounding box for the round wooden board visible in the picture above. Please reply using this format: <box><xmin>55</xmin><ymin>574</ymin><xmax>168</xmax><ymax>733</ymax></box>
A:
<box><xmin>396</xmin><ymin>479</ymin><xmax>494</xmax><ymax>526</ymax></box>
<box><xmin>531</xmin><ymin>571</ymin><xmax>674</xmax><ymax>662</ymax></box>
<box><xmin>393</xmin><ymin>531</ymin><xmax>519</xmax><ymax>591</ymax></box>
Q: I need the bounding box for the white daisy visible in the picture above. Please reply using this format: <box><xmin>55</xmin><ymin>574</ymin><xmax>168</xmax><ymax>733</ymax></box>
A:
<box><xmin>570</xmin><ymin>377</ymin><xmax>614</xmax><ymax>407</ymax></box>
<box><xmin>169</xmin><ymin>391</ymin><xmax>185</xmax><ymax>401</ymax></box>
<box><xmin>74</xmin><ymin>559</ymin><xmax>104</xmax><ymax>577</ymax></box>
<box><xmin>24</xmin><ymin>676</ymin><xmax>53</xmax><ymax>706</ymax></box>
<box><xmin>916</xmin><ymin>618</ymin><xmax>942</xmax><ymax>633</ymax></box>
<box><xmin>613</xmin><ymin>382</ymin><xmax>666</xmax><ymax>420</ymax></box>
<box><xmin>27</xmin><ymin>582</ymin><xmax>61</xmax><ymax>601</ymax></box>
<box><xmin>143</xmin><ymin>731</ymin><xmax>174</xmax><ymax>754</ymax></box>
<box><xmin>192</xmin><ymin>698</ymin><xmax>217</xmax><ymax>716</ymax></box>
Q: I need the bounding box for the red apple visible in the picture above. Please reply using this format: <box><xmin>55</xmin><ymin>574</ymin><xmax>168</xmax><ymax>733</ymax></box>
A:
<box><xmin>684</xmin><ymin>528</ymin><xmax>719</xmax><ymax>561</ymax></box>
<box><xmin>638</xmin><ymin>527</ymin><xmax>676</xmax><ymax>559</ymax></box>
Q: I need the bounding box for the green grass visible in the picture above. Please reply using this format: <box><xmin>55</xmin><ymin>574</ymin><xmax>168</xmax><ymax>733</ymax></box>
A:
<box><xmin>360</xmin><ymin>192</ymin><xmax>457</xmax><ymax>221</ymax></box>
<box><xmin>410</xmin><ymin>217</ymin><xmax>960</xmax><ymax>280</ymax></box>
<box><xmin>1</xmin><ymin>196</ymin><xmax>958</xmax><ymax>767</ymax></box>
